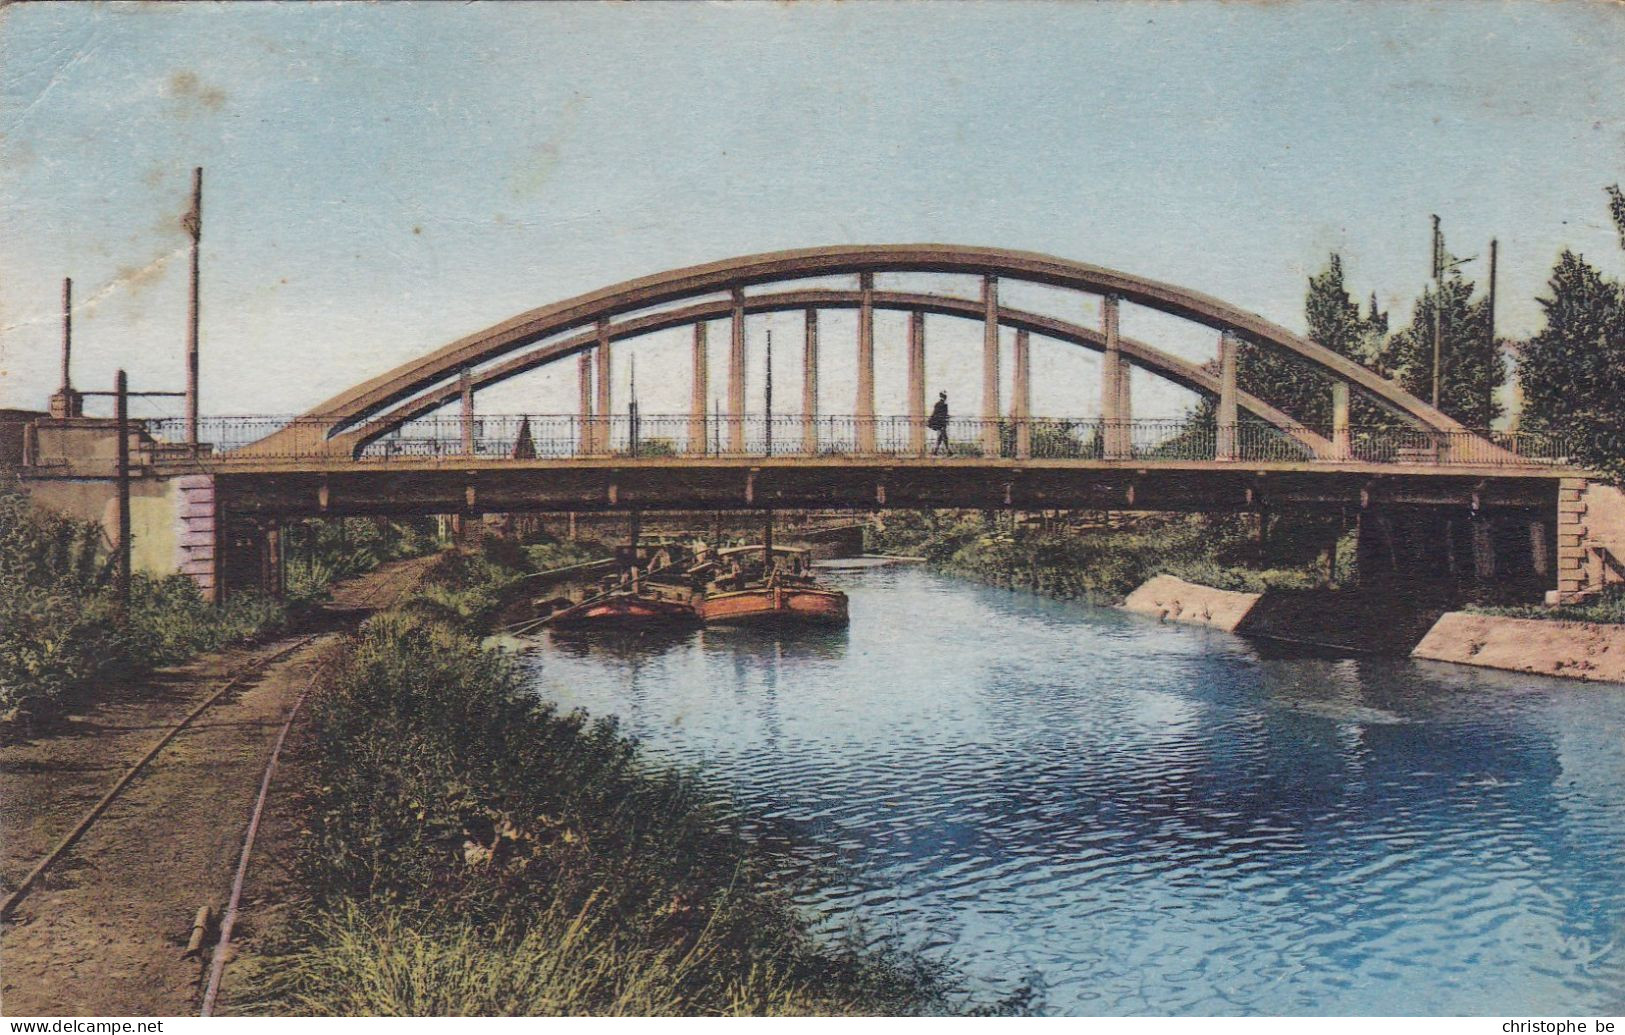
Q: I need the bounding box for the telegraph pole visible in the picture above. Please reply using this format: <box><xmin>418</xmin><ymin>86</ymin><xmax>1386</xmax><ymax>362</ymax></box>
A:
<box><xmin>1431</xmin><ymin>215</ymin><xmax>1443</xmax><ymax>409</ymax></box>
<box><xmin>115</xmin><ymin>370</ymin><xmax>131</xmax><ymax>615</ymax></box>
<box><xmin>1428</xmin><ymin>215</ymin><xmax>1476</xmax><ymax>413</ymax></box>
<box><xmin>184</xmin><ymin>167</ymin><xmax>203</xmax><ymax>449</ymax></box>
<box><xmin>80</xmin><ymin>378</ymin><xmax>186</xmax><ymax>618</ymax></box>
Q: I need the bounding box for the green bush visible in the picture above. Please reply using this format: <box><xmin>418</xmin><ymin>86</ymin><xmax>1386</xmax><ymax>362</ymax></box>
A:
<box><xmin>0</xmin><ymin>490</ymin><xmax>419</xmax><ymax>727</ymax></box>
<box><xmin>868</xmin><ymin>510</ymin><xmax>1336</xmax><ymax>604</ymax></box>
<box><xmin>524</xmin><ymin>538</ymin><xmax>611</xmax><ymax>572</ymax></box>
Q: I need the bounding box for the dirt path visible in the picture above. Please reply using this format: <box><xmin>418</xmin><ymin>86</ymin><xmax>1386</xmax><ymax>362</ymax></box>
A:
<box><xmin>0</xmin><ymin>557</ymin><xmax>434</xmax><ymax>1017</ymax></box>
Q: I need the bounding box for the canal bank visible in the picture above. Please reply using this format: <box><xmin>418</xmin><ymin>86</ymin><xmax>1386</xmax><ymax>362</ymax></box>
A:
<box><xmin>871</xmin><ymin>509</ymin><xmax>1625</xmax><ymax>682</ymax></box>
<box><xmin>221</xmin><ymin>543</ymin><xmax>961</xmax><ymax>1017</ymax></box>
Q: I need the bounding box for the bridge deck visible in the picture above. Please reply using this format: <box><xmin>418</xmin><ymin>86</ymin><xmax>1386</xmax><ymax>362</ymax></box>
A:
<box><xmin>187</xmin><ymin>455</ymin><xmax>1561</xmax><ymax>518</ymax></box>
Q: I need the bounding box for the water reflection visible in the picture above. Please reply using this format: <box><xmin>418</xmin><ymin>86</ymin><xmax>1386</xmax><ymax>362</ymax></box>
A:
<box><xmin>520</xmin><ymin>567</ymin><xmax>1625</xmax><ymax>1016</ymax></box>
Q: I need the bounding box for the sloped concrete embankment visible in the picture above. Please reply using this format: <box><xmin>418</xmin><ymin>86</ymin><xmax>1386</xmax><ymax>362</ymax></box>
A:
<box><xmin>1123</xmin><ymin>574</ymin><xmax>1625</xmax><ymax>683</ymax></box>
<box><xmin>1413</xmin><ymin>612</ymin><xmax>1625</xmax><ymax>683</ymax></box>
<box><xmin>1121</xmin><ymin>575</ymin><xmax>1262</xmax><ymax>633</ymax></box>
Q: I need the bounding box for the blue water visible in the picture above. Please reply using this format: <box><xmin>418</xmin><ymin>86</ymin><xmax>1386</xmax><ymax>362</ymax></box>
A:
<box><xmin>521</xmin><ymin>566</ymin><xmax>1625</xmax><ymax>1015</ymax></box>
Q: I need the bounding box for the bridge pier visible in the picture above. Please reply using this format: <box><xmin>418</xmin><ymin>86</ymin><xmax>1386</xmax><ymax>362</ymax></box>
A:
<box><xmin>689</xmin><ymin>323</ymin><xmax>708</xmax><ymax>454</ymax></box>
<box><xmin>907</xmin><ymin>310</ymin><xmax>926</xmax><ymax>455</ymax></box>
<box><xmin>1552</xmin><ymin>477</ymin><xmax>1625</xmax><ymax>603</ymax></box>
<box><xmin>802</xmin><ymin>309</ymin><xmax>819</xmax><ymax>455</ymax></box>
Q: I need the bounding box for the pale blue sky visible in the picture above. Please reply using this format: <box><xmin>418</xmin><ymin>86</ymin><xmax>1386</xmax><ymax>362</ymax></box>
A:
<box><xmin>2</xmin><ymin>1</ymin><xmax>1623</xmax><ymax>422</ymax></box>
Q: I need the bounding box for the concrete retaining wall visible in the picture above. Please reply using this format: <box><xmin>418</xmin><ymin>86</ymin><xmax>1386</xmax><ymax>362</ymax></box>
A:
<box><xmin>1121</xmin><ymin>574</ymin><xmax>1262</xmax><ymax>632</ymax></box>
<box><xmin>1412</xmin><ymin>612</ymin><xmax>1625</xmax><ymax>683</ymax></box>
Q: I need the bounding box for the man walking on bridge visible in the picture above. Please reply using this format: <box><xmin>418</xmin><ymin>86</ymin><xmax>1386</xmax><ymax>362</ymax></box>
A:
<box><xmin>928</xmin><ymin>391</ymin><xmax>950</xmax><ymax>456</ymax></box>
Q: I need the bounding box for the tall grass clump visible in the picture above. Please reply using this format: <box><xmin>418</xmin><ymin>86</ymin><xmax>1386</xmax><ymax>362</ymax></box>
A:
<box><xmin>246</xmin><ymin>545</ymin><xmax>953</xmax><ymax>1016</ymax></box>
<box><xmin>1469</xmin><ymin>585</ymin><xmax>1625</xmax><ymax>624</ymax></box>
<box><xmin>283</xmin><ymin>516</ymin><xmax>442</xmax><ymax>603</ymax></box>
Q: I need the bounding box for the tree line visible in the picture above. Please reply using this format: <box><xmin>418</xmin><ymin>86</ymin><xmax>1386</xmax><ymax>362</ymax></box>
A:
<box><xmin>1236</xmin><ymin>186</ymin><xmax>1625</xmax><ymax>478</ymax></box>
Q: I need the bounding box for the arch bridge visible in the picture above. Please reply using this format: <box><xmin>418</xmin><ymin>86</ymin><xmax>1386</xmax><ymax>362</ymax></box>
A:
<box><xmin>20</xmin><ymin>245</ymin><xmax>1599</xmax><ymax>603</ymax></box>
<box><xmin>248</xmin><ymin>243</ymin><xmax>1497</xmax><ymax>466</ymax></box>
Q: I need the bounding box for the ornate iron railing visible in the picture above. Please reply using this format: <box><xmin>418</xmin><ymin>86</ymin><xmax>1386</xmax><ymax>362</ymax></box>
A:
<box><xmin>16</xmin><ymin>414</ymin><xmax>1584</xmax><ymax>469</ymax></box>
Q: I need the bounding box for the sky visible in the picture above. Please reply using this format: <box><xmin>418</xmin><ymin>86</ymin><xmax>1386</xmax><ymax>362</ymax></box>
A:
<box><xmin>2</xmin><ymin>1</ymin><xmax>1623</xmax><ymax>425</ymax></box>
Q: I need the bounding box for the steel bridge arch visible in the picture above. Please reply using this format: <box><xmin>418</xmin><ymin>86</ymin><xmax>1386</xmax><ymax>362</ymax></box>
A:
<box><xmin>339</xmin><ymin>288</ymin><xmax>1335</xmax><ymax>458</ymax></box>
<box><xmin>256</xmin><ymin>244</ymin><xmax>1473</xmax><ymax>457</ymax></box>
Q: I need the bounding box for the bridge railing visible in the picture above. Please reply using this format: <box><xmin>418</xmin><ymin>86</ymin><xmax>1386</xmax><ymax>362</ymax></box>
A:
<box><xmin>18</xmin><ymin>414</ymin><xmax>1583</xmax><ymax>469</ymax></box>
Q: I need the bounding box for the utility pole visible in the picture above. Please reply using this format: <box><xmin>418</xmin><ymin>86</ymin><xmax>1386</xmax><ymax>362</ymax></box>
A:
<box><xmin>184</xmin><ymin>167</ymin><xmax>203</xmax><ymax>449</ymax></box>
<box><xmin>1489</xmin><ymin>237</ymin><xmax>1500</xmax><ymax>431</ymax></box>
<box><xmin>1428</xmin><ymin>215</ymin><xmax>1476</xmax><ymax>413</ymax></box>
<box><xmin>1431</xmin><ymin>215</ymin><xmax>1443</xmax><ymax>409</ymax></box>
<box><xmin>60</xmin><ymin>279</ymin><xmax>73</xmax><ymax>400</ymax></box>
<box><xmin>81</xmin><ymin>378</ymin><xmax>186</xmax><ymax>618</ymax></box>
<box><xmin>115</xmin><ymin>370</ymin><xmax>131</xmax><ymax>616</ymax></box>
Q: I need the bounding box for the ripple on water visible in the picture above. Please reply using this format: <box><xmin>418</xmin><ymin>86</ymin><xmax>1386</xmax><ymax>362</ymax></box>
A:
<box><xmin>525</xmin><ymin>567</ymin><xmax>1625</xmax><ymax>1016</ymax></box>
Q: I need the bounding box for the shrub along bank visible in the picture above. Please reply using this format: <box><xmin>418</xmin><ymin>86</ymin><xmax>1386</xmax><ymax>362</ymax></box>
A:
<box><xmin>868</xmin><ymin>509</ymin><xmax>1344</xmax><ymax>604</ymax></box>
<box><xmin>0</xmin><ymin>487</ymin><xmax>439</xmax><ymax>730</ymax></box>
<box><xmin>244</xmin><ymin>546</ymin><xmax>957</xmax><ymax>1017</ymax></box>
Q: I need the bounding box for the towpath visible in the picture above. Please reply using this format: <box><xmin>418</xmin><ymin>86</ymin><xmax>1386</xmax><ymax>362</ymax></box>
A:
<box><xmin>0</xmin><ymin>557</ymin><xmax>434</xmax><ymax>1016</ymax></box>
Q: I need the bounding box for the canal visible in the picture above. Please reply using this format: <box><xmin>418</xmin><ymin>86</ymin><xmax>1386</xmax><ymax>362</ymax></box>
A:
<box><xmin>521</xmin><ymin>564</ymin><xmax>1625</xmax><ymax>1016</ymax></box>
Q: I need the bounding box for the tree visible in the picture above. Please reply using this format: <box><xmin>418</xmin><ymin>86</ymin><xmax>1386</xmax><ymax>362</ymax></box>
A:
<box><xmin>1608</xmin><ymin>184</ymin><xmax>1625</xmax><ymax>251</ymax></box>
<box><xmin>1517</xmin><ymin>249</ymin><xmax>1625</xmax><ymax>478</ymax></box>
<box><xmin>1237</xmin><ymin>254</ymin><xmax>1388</xmax><ymax>428</ymax></box>
<box><xmin>1377</xmin><ymin>271</ymin><xmax>1503</xmax><ymax>429</ymax></box>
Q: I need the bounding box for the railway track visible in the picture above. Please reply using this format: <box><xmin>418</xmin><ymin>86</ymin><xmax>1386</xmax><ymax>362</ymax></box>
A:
<box><xmin>0</xmin><ymin>557</ymin><xmax>425</xmax><ymax>925</ymax></box>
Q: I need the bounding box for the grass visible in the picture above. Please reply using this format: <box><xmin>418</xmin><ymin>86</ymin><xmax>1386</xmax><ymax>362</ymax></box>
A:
<box><xmin>1468</xmin><ymin>585</ymin><xmax>1625</xmax><ymax>624</ymax></box>
<box><xmin>524</xmin><ymin>538</ymin><xmax>612</xmax><ymax>572</ymax></box>
<box><xmin>241</xmin><ymin>543</ymin><xmax>960</xmax><ymax>1017</ymax></box>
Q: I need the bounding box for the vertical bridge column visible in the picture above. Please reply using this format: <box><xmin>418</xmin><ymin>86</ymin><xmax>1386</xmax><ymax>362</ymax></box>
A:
<box><xmin>982</xmin><ymin>275</ymin><xmax>1001</xmax><ymax>456</ymax></box>
<box><xmin>1013</xmin><ymin>328</ymin><xmax>1032</xmax><ymax>459</ymax></box>
<box><xmin>907</xmin><ymin>311</ymin><xmax>926</xmax><ymax>454</ymax></box>
<box><xmin>594</xmin><ymin>318</ymin><xmax>612</xmax><ymax>454</ymax></box>
<box><xmin>1118</xmin><ymin>343</ymin><xmax>1133</xmax><ymax>457</ymax></box>
<box><xmin>577</xmin><ymin>351</ymin><xmax>593</xmax><ymax>455</ymax></box>
<box><xmin>689</xmin><ymin>323</ymin><xmax>708</xmax><ymax>454</ymax></box>
<box><xmin>856</xmin><ymin>273</ymin><xmax>876</xmax><ymax>453</ymax></box>
<box><xmin>728</xmin><ymin>289</ymin><xmax>746</xmax><ymax>454</ymax></box>
<box><xmin>459</xmin><ymin>368</ymin><xmax>475</xmax><ymax>455</ymax></box>
<box><xmin>1331</xmin><ymin>380</ymin><xmax>1351</xmax><ymax>460</ymax></box>
<box><xmin>802</xmin><ymin>309</ymin><xmax>819</xmax><ymax>455</ymax></box>
<box><xmin>1100</xmin><ymin>294</ymin><xmax>1124</xmax><ymax>459</ymax></box>
<box><xmin>1217</xmin><ymin>330</ymin><xmax>1239</xmax><ymax>462</ymax></box>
